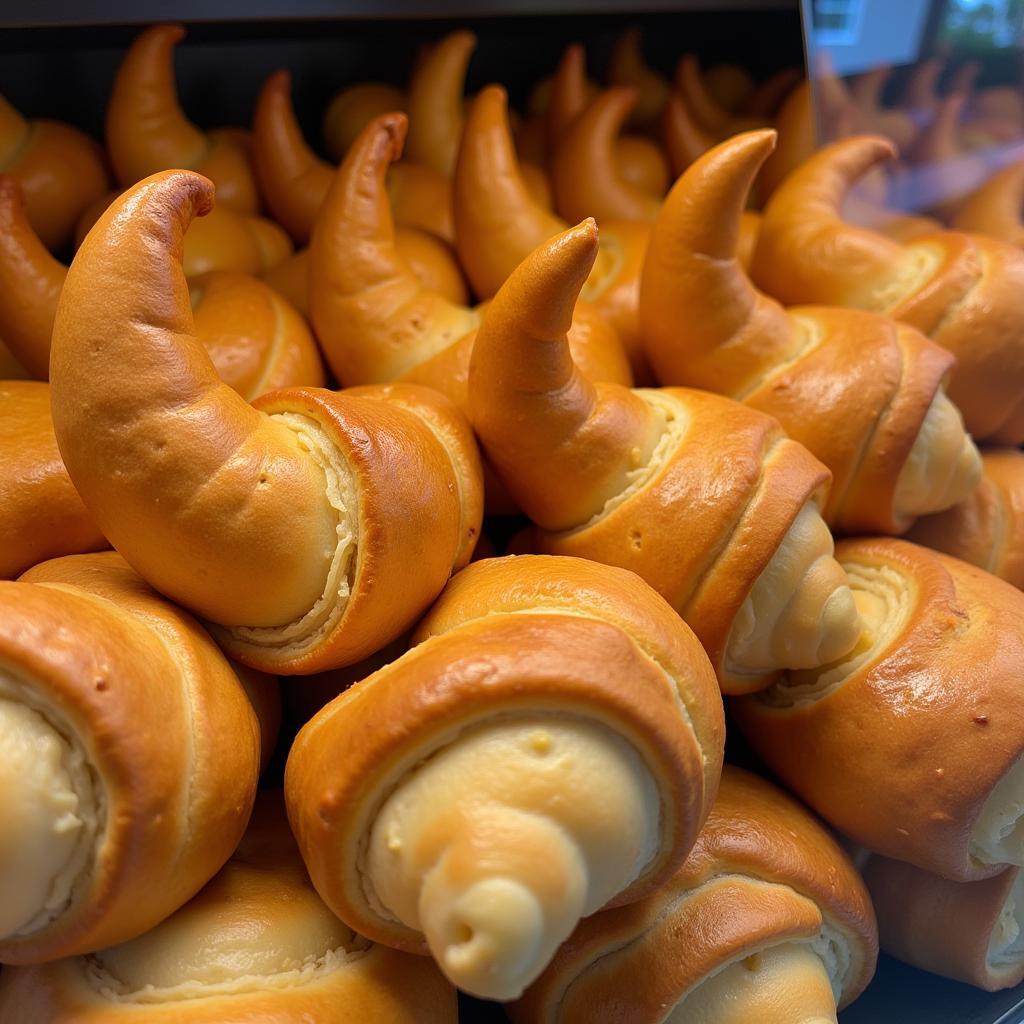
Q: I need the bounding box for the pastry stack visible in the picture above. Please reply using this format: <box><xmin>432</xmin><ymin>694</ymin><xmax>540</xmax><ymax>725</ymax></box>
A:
<box><xmin>0</xmin><ymin>19</ymin><xmax>1022</xmax><ymax>1022</ymax></box>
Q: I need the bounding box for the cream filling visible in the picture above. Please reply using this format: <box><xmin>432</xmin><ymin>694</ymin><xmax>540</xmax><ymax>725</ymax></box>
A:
<box><xmin>226</xmin><ymin>412</ymin><xmax>358</xmax><ymax>655</ymax></box>
<box><xmin>725</xmin><ymin>501</ymin><xmax>860</xmax><ymax>677</ymax></box>
<box><xmin>667</xmin><ymin>937</ymin><xmax>842</xmax><ymax>1024</ymax></box>
<box><xmin>581</xmin><ymin>232</ymin><xmax>626</xmax><ymax>303</ymax></box>
<box><xmin>973</xmin><ymin>757</ymin><xmax>1024</xmax><ymax>869</ymax></box>
<box><xmin>989</xmin><ymin>869</ymin><xmax>1024</xmax><ymax>969</ymax></box>
<box><xmin>870</xmin><ymin>242</ymin><xmax>944</xmax><ymax>314</ymax></box>
<box><xmin>0</xmin><ymin>672</ymin><xmax>100</xmax><ymax>939</ymax></box>
<box><xmin>366</xmin><ymin>715</ymin><xmax>660</xmax><ymax>1001</ymax></box>
<box><xmin>892</xmin><ymin>389</ymin><xmax>982</xmax><ymax>523</ymax></box>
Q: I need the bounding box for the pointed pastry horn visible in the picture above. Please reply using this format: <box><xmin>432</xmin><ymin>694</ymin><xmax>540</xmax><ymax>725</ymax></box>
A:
<box><xmin>608</xmin><ymin>28</ymin><xmax>670</xmax><ymax>128</ymax></box>
<box><xmin>751</xmin><ymin>135</ymin><xmax>905</xmax><ymax>308</ymax></box>
<box><xmin>661</xmin><ymin>90</ymin><xmax>719</xmax><ymax>177</ymax></box>
<box><xmin>252</xmin><ymin>70</ymin><xmax>334</xmax><ymax>244</ymax></box>
<box><xmin>311</xmin><ymin>113</ymin><xmax>478</xmax><ymax>385</ymax></box>
<box><xmin>954</xmin><ymin>161</ymin><xmax>1024</xmax><ymax>247</ymax></box>
<box><xmin>0</xmin><ymin>177</ymin><xmax>66</xmax><ymax>380</ymax></box>
<box><xmin>546</xmin><ymin>43</ymin><xmax>592</xmax><ymax>150</ymax></box>
<box><xmin>675</xmin><ymin>54</ymin><xmax>734</xmax><ymax>134</ymax></box>
<box><xmin>551</xmin><ymin>88</ymin><xmax>661</xmax><ymax>223</ymax></box>
<box><xmin>405</xmin><ymin>30</ymin><xmax>477</xmax><ymax>177</ymax></box>
<box><xmin>454</xmin><ymin>85</ymin><xmax>568</xmax><ymax>300</ymax></box>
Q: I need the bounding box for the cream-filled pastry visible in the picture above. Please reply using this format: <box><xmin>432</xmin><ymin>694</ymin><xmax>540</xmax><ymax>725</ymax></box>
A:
<box><xmin>286</xmin><ymin>554</ymin><xmax>725</xmax><ymax>1000</ymax></box>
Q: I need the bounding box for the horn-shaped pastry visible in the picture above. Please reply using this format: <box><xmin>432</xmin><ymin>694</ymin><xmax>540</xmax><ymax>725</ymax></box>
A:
<box><xmin>954</xmin><ymin>161</ymin><xmax>1024</xmax><ymax>247</ymax></box>
<box><xmin>907</xmin><ymin>448</ymin><xmax>1024</xmax><ymax>589</ymax></box>
<box><xmin>323</xmin><ymin>81</ymin><xmax>407</xmax><ymax>161</ymax></box>
<box><xmin>312</xmin><ymin>111</ymin><xmax>630</xmax><ymax>398</ymax></box>
<box><xmin>0</xmin><ymin>550</ymin><xmax>260</xmax><ymax>964</ymax></box>
<box><xmin>49</xmin><ymin>170</ymin><xmax>483</xmax><ymax>674</ymax></box>
<box><xmin>285</xmin><ymin>554</ymin><xmax>725</xmax><ymax>1000</ymax></box>
<box><xmin>550</xmin><ymin>88</ymin><xmax>661</xmax><ymax>223</ymax></box>
<box><xmin>705</xmin><ymin>63</ymin><xmax>756</xmax><ymax>111</ymax></box>
<box><xmin>661</xmin><ymin>89</ymin><xmax>718</xmax><ymax>176</ymax></box>
<box><xmin>675</xmin><ymin>54</ymin><xmax>767</xmax><ymax>138</ymax></box>
<box><xmin>757</xmin><ymin>79</ymin><xmax>816</xmax><ymax>199</ymax></box>
<box><xmin>752</xmin><ymin>134</ymin><xmax>1024</xmax><ymax>443</ymax></box>
<box><xmin>0</xmin><ymin>177</ymin><xmax>323</xmax><ymax>397</ymax></box>
<box><xmin>404</xmin><ymin>30</ymin><xmax>476</xmax><ymax>177</ymax></box>
<box><xmin>105</xmin><ymin>24</ymin><xmax>259</xmax><ymax>215</ymax></box>
<box><xmin>0</xmin><ymin>793</ymin><xmax>458</xmax><ymax>1021</ymax></box>
<box><xmin>453</xmin><ymin>85</ymin><xmax>651</xmax><ymax>376</ymax></box>
<box><xmin>733</xmin><ymin>537</ymin><xmax>1024</xmax><ymax>882</ymax></box>
<box><xmin>641</xmin><ymin>130</ymin><xmax>981</xmax><ymax>534</ymax></box>
<box><xmin>862</xmin><ymin>854</ymin><xmax>1024</xmax><ymax>991</ymax></box>
<box><xmin>608</xmin><ymin>28</ymin><xmax>670</xmax><ymax>128</ymax></box>
<box><xmin>0</xmin><ymin>382</ymin><xmax>106</xmax><ymax>579</ymax></box>
<box><xmin>469</xmin><ymin>219</ymin><xmax>861</xmax><ymax>692</ymax></box>
<box><xmin>510</xmin><ymin>766</ymin><xmax>877</xmax><ymax>1023</ymax></box>
<box><xmin>0</xmin><ymin>95</ymin><xmax>109</xmax><ymax>253</ymax></box>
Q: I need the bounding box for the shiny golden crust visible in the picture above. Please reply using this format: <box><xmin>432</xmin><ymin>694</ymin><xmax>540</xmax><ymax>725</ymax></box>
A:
<box><xmin>323</xmin><ymin>81</ymin><xmax>407</xmax><ymax>162</ymax></box>
<box><xmin>105</xmin><ymin>24</ymin><xmax>258</xmax><ymax>215</ymax></box>
<box><xmin>0</xmin><ymin>382</ymin><xmax>106</xmax><ymax>580</ymax></box>
<box><xmin>386</xmin><ymin>161</ymin><xmax>454</xmax><ymax>243</ymax></box>
<box><xmin>0</xmin><ymin>552</ymin><xmax>259</xmax><ymax>964</ymax></box>
<box><xmin>641</xmin><ymin>130</ymin><xmax>974</xmax><ymax>535</ymax></box>
<box><xmin>394</xmin><ymin>227</ymin><xmax>468</xmax><ymax>306</ymax></box>
<box><xmin>908</xmin><ymin>449</ymin><xmax>1024</xmax><ymax>589</ymax></box>
<box><xmin>0</xmin><ymin>795</ymin><xmax>457</xmax><ymax>1022</ymax></box>
<box><xmin>0</xmin><ymin>96</ymin><xmax>109</xmax><ymax>252</ymax></box>
<box><xmin>286</xmin><ymin>563</ymin><xmax>722</xmax><ymax>954</ymax></box>
<box><xmin>954</xmin><ymin>162</ymin><xmax>1024</xmax><ymax>248</ymax></box>
<box><xmin>734</xmin><ymin>538</ymin><xmax>1024</xmax><ymax>881</ymax></box>
<box><xmin>510</xmin><ymin>767</ymin><xmax>877</xmax><ymax>1022</ymax></box>
<box><xmin>752</xmin><ymin>135</ymin><xmax>1024</xmax><ymax>443</ymax></box>
<box><xmin>660</xmin><ymin>90</ymin><xmax>717</xmax><ymax>176</ymax></box>
<box><xmin>864</xmin><ymin>855</ymin><xmax>1024</xmax><ymax>991</ymax></box>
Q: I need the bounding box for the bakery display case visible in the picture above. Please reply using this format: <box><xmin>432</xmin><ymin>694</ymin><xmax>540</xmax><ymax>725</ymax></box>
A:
<box><xmin>3</xmin><ymin>1</ymin><xmax>1024</xmax><ymax>1021</ymax></box>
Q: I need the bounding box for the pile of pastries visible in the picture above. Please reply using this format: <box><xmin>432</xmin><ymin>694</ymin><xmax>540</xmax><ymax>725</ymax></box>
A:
<box><xmin>3</xmin><ymin>20</ymin><xmax>1024</xmax><ymax>1022</ymax></box>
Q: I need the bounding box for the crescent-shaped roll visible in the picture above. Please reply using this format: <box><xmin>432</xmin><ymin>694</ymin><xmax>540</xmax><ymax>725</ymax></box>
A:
<box><xmin>660</xmin><ymin>89</ymin><xmax>719</xmax><ymax>176</ymax></box>
<box><xmin>469</xmin><ymin>219</ymin><xmax>861</xmax><ymax>693</ymax></box>
<box><xmin>311</xmin><ymin>111</ymin><xmax>630</xmax><ymax>398</ymax></box>
<box><xmin>640</xmin><ymin>130</ymin><xmax>981</xmax><ymax>535</ymax></box>
<box><xmin>751</xmin><ymin>135</ymin><xmax>1024</xmax><ymax>444</ymax></box>
<box><xmin>404</xmin><ymin>31</ymin><xmax>476</xmax><ymax>177</ymax></box>
<box><xmin>49</xmin><ymin>170</ymin><xmax>483</xmax><ymax>674</ymax></box>
<box><xmin>323</xmin><ymin>81</ymin><xmax>407</xmax><ymax>161</ymax></box>
<box><xmin>0</xmin><ymin>550</ymin><xmax>260</xmax><ymax>964</ymax></box>
<box><xmin>608</xmin><ymin>28</ymin><xmax>670</xmax><ymax>129</ymax></box>
<box><xmin>452</xmin><ymin>85</ymin><xmax>651</xmax><ymax>377</ymax></box>
<box><xmin>0</xmin><ymin>382</ymin><xmax>107</xmax><ymax>579</ymax></box>
<box><xmin>0</xmin><ymin>793</ymin><xmax>458</xmax><ymax>1022</ymax></box>
<box><xmin>953</xmin><ymin>161</ymin><xmax>1024</xmax><ymax>248</ymax></box>
<box><xmin>674</xmin><ymin>55</ymin><xmax>767</xmax><ymax>139</ymax></box>
<box><xmin>509</xmin><ymin>767</ymin><xmax>877</xmax><ymax>1023</ymax></box>
<box><xmin>907</xmin><ymin>448</ymin><xmax>1024</xmax><ymax>589</ymax></box>
<box><xmin>105</xmin><ymin>24</ymin><xmax>259</xmax><ymax>215</ymax></box>
<box><xmin>706</xmin><ymin>63</ymin><xmax>756</xmax><ymax>111</ymax></box>
<box><xmin>862</xmin><ymin>853</ymin><xmax>1024</xmax><ymax>991</ymax></box>
<box><xmin>0</xmin><ymin>95</ymin><xmax>109</xmax><ymax>252</ymax></box>
<box><xmin>285</xmin><ymin>553</ymin><xmax>725</xmax><ymax>1001</ymax></box>
<box><xmin>733</xmin><ymin>537</ymin><xmax>1024</xmax><ymax>882</ymax></box>
<box><xmin>757</xmin><ymin>79</ymin><xmax>815</xmax><ymax>200</ymax></box>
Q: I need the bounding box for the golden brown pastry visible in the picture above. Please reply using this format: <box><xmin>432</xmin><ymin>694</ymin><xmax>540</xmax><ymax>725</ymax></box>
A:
<box><xmin>510</xmin><ymin>767</ymin><xmax>878</xmax><ymax>1023</ymax></box>
<box><xmin>106</xmin><ymin>24</ymin><xmax>259</xmax><ymax>215</ymax></box>
<box><xmin>285</xmin><ymin>553</ymin><xmax>725</xmax><ymax>1000</ymax></box>
<box><xmin>640</xmin><ymin>130</ymin><xmax>981</xmax><ymax>535</ymax></box>
<box><xmin>0</xmin><ymin>177</ymin><xmax>323</xmax><ymax>398</ymax></box>
<box><xmin>48</xmin><ymin>170</ymin><xmax>484</xmax><ymax>674</ymax></box>
<box><xmin>453</xmin><ymin>85</ymin><xmax>651</xmax><ymax>376</ymax></box>
<box><xmin>674</xmin><ymin>54</ymin><xmax>767</xmax><ymax>140</ymax></box>
<box><xmin>323</xmin><ymin>81</ymin><xmax>407</xmax><ymax>161</ymax></box>
<box><xmin>745</xmin><ymin>67</ymin><xmax>803</xmax><ymax>119</ymax></box>
<box><xmin>0</xmin><ymin>382</ymin><xmax>107</xmax><ymax>579</ymax></box>
<box><xmin>0</xmin><ymin>94</ymin><xmax>109</xmax><ymax>251</ymax></box>
<box><xmin>907</xmin><ymin>448</ymin><xmax>1024</xmax><ymax>589</ymax></box>
<box><xmin>0</xmin><ymin>550</ymin><xmax>260</xmax><ymax>964</ymax></box>
<box><xmin>311</xmin><ymin>111</ymin><xmax>631</xmax><ymax>401</ymax></box>
<box><xmin>660</xmin><ymin>88</ymin><xmax>718</xmax><ymax>176</ymax></box>
<box><xmin>706</xmin><ymin>62</ymin><xmax>756</xmax><ymax>111</ymax></box>
<box><xmin>0</xmin><ymin>793</ymin><xmax>458</xmax><ymax>1021</ymax></box>
<box><xmin>953</xmin><ymin>161</ymin><xmax>1024</xmax><ymax>247</ymax></box>
<box><xmin>468</xmin><ymin>219</ymin><xmax>860</xmax><ymax>693</ymax></box>
<box><xmin>752</xmin><ymin>135</ymin><xmax>1024</xmax><ymax>444</ymax></box>
<box><xmin>733</xmin><ymin>537</ymin><xmax>1024</xmax><ymax>882</ymax></box>
<box><xmin>608</xmin><ymin>28</ymin><xmax>670</xmax><ymax>129</ymax></box>
<box><xmin>862</xmin><ymin>853</ymin><xmax>1024</xmax><ymax>991</ymax></box>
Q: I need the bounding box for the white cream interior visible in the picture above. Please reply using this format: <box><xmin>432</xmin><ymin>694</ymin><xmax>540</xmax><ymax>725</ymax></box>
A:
<box><xmin>892</xmin><ymin>388</ymin><xmax>982</xmax><ymax>524</ymax></box>
<box><xmin>581</xmin><ymin>231</ymin><xmax>625</xmax><ymax>303</ymax></box>
<box><xmin>227</xmin><ymin>412</ymin><xmax>358</xmax><ymax>656</ymax></box>
<box><xmin>973</xmin><ymin>757</ymin><xmax>1024</xmax><ymax>869</ymax></box>
<box><xmin>0</xmin><ymin>673</ymin><xmax>99</xmax><ymax>939</ymax></box>
<box><xmin>759</xmin><ymin>560</ymin><xmax>914</xmax><ymax>708</ymax></box>
<box><xmin>366</xmin><ymin>715</ymin><xmax>660</xmax><ymax>1001</ymax></box>
<box><xmin>868</xmin><ymin>242</ymin><xmax>944</xmax><ymax>314</ymax></box>
<box><xmin>726</xmin><ymin>501</ymin><xmax>860</xmax><ymax>677</ymax></box>
<box><xmin>667</xmin><ymin>940</ymin><xmax>840</xmax><ymax>1024</ymax></box>
<box><xmin>989</xmin><ymin>869</ymin><xmax>1024</xmax><ymax>970</ymax></box>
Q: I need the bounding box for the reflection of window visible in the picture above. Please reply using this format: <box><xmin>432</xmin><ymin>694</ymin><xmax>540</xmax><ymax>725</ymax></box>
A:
<box><xmin>813</xmin><ymin>0</ymin><xmax>866</xmax><ymax>45</ymax></box>
<box><xmin>942</xmin><ymin>0</ymin><xmax>1024</xmax><ymax>49</ymax></box>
